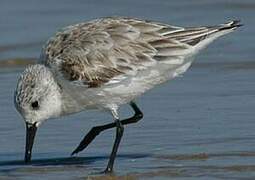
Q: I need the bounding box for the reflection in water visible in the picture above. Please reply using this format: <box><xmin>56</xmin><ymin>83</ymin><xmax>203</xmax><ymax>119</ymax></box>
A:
<box><xmin>0</xmin><ymin>154</ymin><xmax>150</xmax><ymax>167</ymax></box>
<box><xmin>1</xmin><ymin>152</ymin><xmax>255</xmax><ymax>179</ymax></box>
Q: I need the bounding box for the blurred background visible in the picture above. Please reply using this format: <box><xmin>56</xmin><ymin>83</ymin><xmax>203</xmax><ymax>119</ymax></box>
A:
<box><xmin>1</xmin><ymin>0</ymin><xmax>254</xmax><ymax>62</ymax></box>
<box><xmin>0</xmin><ymin>0</ymin><xmax>255</xmax><ymax>179</ymax></box>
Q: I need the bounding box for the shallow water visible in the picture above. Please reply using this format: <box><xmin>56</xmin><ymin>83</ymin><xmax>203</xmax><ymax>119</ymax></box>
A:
<box><xmin>1</xmin><ymin>0</ymin><xmax>255</xmax><ymax>179</ymax></box>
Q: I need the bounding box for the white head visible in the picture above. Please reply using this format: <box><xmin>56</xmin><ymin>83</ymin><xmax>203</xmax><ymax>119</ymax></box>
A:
<box><xmin>14</xmin><ymin>64</ymin><xmax>62</xmax><ymax>162</ymax></box>
<box><xmin>14</xmin><ymin>64</ymin><xmax>62</xmax><ymax>125</ymax></box>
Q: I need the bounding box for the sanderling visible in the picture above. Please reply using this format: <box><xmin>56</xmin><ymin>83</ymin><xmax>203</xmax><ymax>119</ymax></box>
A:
<box><xmin>14</xmin><ymin>17</ymin><xmax>242</xmax><ymax>173</ymax></box>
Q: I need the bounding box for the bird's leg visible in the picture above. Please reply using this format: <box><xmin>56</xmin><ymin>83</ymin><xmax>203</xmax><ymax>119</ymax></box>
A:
<box><xmin>104</xmin><ymin>109</ymin><xmax>123</xmax><ymax>173</ymax></box>
<box><xmin>71</xmin><ymin>101</ymin><xmax>143</xmax><ymax>155</ymax></box>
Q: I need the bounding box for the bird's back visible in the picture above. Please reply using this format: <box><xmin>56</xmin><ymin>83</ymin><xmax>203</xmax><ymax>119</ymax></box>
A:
<box><xmin>38</xmin><ymin>17</ymin><xmax>241</xmax><ymax>109</ymax></box>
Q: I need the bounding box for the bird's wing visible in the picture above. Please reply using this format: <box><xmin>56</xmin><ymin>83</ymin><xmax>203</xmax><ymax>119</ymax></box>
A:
<box><xmin>40</xmin><ymin>17</ymin><xmax>240</xmax><ymax>88</ymax></box>
<box><xmin>161</xmin><ymin>20</ymin><xmax>241</xmax><ymax>46</ymax></box>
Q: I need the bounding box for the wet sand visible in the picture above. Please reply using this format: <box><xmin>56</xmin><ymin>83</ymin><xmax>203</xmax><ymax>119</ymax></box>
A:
<box><xmin>0</xmin><ymin>0</ymin><xmax>255</xmax><ymax>179</ymax></box>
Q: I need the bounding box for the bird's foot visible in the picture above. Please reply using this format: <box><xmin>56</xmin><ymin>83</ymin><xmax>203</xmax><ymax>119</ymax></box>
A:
<box><xmin>103</xmin><ymin>167</ymin><xmax>114</xmax><ymax>174</ymax></box>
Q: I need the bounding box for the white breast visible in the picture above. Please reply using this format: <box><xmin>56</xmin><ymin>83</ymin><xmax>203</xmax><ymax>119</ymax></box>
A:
<box><xmin>60</xmin><ymin>58</ymin><xmax>193</xmax><ymax>113</ymax></box>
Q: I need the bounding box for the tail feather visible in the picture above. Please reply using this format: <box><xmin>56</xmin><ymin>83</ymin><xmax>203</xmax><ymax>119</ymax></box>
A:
<box><xmin>164</xmin><ymin>20</ymin><xmax>242</xmax><ymax>46</ymax></box>
<box><xmin>218</xmin><ymin>20</ymin><xmax>243</xmax><ymax>31</ymax></box>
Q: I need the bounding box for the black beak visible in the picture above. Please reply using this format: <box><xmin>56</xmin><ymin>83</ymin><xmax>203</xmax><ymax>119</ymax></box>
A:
<box><xmin>25</xmin><ymin>122</ymin><xmax>37</xmax><ymax>163</ymax></box>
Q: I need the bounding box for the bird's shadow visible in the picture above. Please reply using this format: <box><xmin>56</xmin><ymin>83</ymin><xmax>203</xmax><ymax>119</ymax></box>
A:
<box><xmin>0</xmin><ymin>153</ymin><xmax>150</xmax><ymax>167</ymax></box>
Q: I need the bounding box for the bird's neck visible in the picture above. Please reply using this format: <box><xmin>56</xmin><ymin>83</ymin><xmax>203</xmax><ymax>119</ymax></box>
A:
<box><xmin>58</xmin><ymin>85</ymin><xmax>85</xmax><ymax>116</ymax></box>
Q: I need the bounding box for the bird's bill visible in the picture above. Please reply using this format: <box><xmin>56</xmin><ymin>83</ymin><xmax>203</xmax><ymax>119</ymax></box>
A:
<box><xmin>25</xmin><ymin>122</ymin><xmax>37</xmax><ymax>163</ymax></box>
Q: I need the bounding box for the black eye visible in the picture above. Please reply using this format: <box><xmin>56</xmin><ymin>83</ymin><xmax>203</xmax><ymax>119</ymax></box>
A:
<box><xmin>31</xmin><ymin>101</ymin><xmax>39</xmax><ymax>110</ymax></box>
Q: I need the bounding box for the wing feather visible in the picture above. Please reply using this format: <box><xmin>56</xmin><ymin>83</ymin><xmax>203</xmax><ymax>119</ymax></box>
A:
<box><xmin>40</xmin><ymin>17</ymin><xmax>235</xmax><ymax>88</ymax></box>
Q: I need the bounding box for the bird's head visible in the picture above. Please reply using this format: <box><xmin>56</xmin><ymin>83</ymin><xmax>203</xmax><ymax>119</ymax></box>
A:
<box><xmin>14</xmin><ymin>64</ymin><xmax>62</xmax><ymax>162</ymax></box>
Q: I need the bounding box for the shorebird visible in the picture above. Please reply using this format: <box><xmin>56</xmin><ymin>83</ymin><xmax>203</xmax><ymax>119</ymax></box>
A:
<box><xmin>14</xmin><ymin>17</ymin><xmax>241</xmax><ymax>173</ymax></box>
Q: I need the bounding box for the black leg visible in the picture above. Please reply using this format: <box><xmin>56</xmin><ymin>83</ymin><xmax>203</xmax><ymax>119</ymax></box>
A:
<box><xmin>71</xmin><ymin>101</ymin><xmax>143</xmax><ymax>155</ymax></box>
<box><xmin>104</xmin><ymin>119</ymin><xmax>123</xmax><ymax>173</ymax></box>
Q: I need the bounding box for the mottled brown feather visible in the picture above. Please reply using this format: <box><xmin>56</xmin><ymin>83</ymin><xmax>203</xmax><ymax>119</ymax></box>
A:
<box><xmin>40</xmin><ymin>17</ymin><xmax>228</xmax><ymax>88</ymax></box>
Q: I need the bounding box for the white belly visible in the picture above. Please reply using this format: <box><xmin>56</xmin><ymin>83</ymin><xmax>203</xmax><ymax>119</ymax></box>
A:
<box><xmin>59</xmin><ymin>58</ymin><xmax>193</xmax><ymax>115</ymax></box>
<box><xmin>67</xmin><ymin>60</ymin><xmax>193</xmax><ymax>110</ymax></box>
